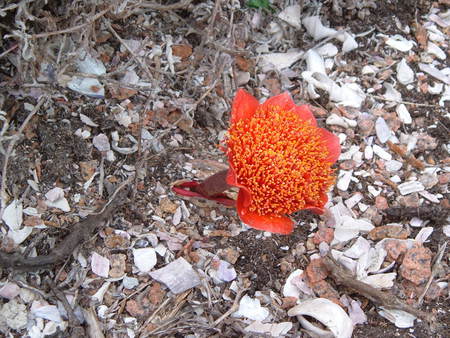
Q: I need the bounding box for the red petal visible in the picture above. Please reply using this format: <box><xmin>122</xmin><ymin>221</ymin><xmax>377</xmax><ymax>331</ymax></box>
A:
<box><xmin>236</xmin><ymin>190</ymin><xmax>294</xmax><ymax>234</ymax></box>
<box><xmin>318</xmin><ymin>128</ymin><xmax>341</xmax><ymax>163</ymax></box>
<box><xmin>260</xmin><ymin>92</ymin><xmax>296</xmax><ymax>113</ymax></box>
<box><xmin>231</xmin><ymin>89</ymin><xmax>259</xmax><ymax>123</ymax></box>
<box><xmin>290</xmin><ymin>104</ymin><xmax>317</xmax><ymax>126</ymax></box>
<box><xmin>172</xmin><ymin>182</ymin><xmax>235</xmax><ymax>206</ymax></box>
<box><xmin>226</xmin><ymin>164</ymin><xmax>239</xmax><ymax>186</ymax></box>
<box><xmin>304</xmin><ymin>193</ymin><xmax>328</xmax><ymax>215</ymax></box>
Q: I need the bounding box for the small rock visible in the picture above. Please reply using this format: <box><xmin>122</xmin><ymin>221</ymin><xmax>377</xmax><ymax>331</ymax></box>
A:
<box><xmin>159</xmin><ymin>197</ymin><xmax>178</xmax><ymax>214</ymax></box>
<box><xmin>416</xmin><ymin>134</ymin><xmax>438</xmax><ymax>151</ymax></box>
<box><xmin>396</xmin><ymin>104</ymin><xmax>412</xmax><ymax>124</ymax></box>
<box><xmin>384</xmin><ymin>240</ymin><xmax>408</xmax><ymax>261</ymax></box>
<box><xmin>109</xmin><ymin>254</ymin><xmax>126</xmax><ymax>278</ymax></box>
<box><xmin>126</xmin><ymin>299</ymin><xmax>146</xmax><ymax>317</ymax></box>
<box><xmin>398</xmin><ymin>193</ymin><xmax>420</xmax><ymax>208</ymax></box>
<box><xmin>305</xmin><ymin>258</ymin><xmax>328</xmax><ymax>283</ymax></box>
<box><xmin>232</xmin><ymin>295</ymin><xmax>269</xmax><ymax>321</ymax></box>
<box><xmin>147</xmin><ymin>282</ymin><xmax>166</xmax><ymax>306</ymax></box>
<box><xmin>0</xmin><ymin>299</ymin><xmax>28</xmax><ymax>330</ymax></box>
<box><xmin>313</xmin><ymin>228</ymin><xmax>334</xmax><ymax>245</ymax></box>
<box><xmin>368</xmin><ymin>225</ymin><xmax>410</xmax><ymax>241</ymax></box>
<box><xmin>375</xmin><ymin>196</ymin><xmax>389</xmax><ymax>210</ymax></box>
<box><xmin>309</xmin><ymin>280</ymin><xmax>341</xmax><ymax>305</ymax></box>
<box><xmin>419</xmin><ymin>173</ymin><xmax>438</xmax><ymax>189</ymax></box>
<box><xmin>0</xmin><ymin>283</ymin><xmax>21</xmax><ymax>300</ymax></box>
<box><xmin>358</xmin><ymin>116</ymin><xmax>375</xmax><ymax>136</ymax></box>
<box><xmin>123</xmin><ymin>276</ymin><xmax>139</xmax><ymax>289</ymax></box>
<box><xmin>400</xmin><ymin>244</ymin><xmax>432</xmax><ymax>285</ymax></box>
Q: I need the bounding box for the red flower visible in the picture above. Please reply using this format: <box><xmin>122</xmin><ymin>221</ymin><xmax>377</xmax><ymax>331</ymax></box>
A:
<box><xmin>225</xmin><ymin>89</ymin><xmax>340</xmax><ymax>234</ymax></box>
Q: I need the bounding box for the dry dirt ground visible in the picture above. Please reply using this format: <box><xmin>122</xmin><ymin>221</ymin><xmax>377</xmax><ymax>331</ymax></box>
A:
<box><xmin>0</xmin><ymin>0</ymin><xmax>449</xmax><ymax>337</ymax></box>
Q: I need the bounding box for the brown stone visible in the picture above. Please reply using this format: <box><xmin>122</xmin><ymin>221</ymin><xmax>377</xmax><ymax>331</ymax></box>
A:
<box><xmin>384</xmin><ymin>240</ymin><xmax>408</xmax><ymax>261</ymax></box>
<box><xmin>358</xmin><ymin>118</ymin><xmax>375</xmax><ymax>136</ymax></box>
<box><xmin>109</xmin><ymin>254</ymin><xmax>126</xmax><ymax>278</ymax></box>
<box><xmin>375</xmin><ymin>196</ymin><xmax>389</xmax><ymax>210</ymax></box>
<box><xmin>126</xmin><ymin>299</ymin><xmax>146</xmax><ymax>317</ymax></box>
<box><xmin>401</xmin><ymin>280</ymin><xmax>442</xmax><ymax>301</ymax></box>
<box><xmin>368</xmin><ymin>225</ymin><xmax>410</xmax><ymax>241</ymax></box>
<box><xmin>159</xmin><ymin>197</ymin><xmax>178</xmax><ymax>214</ymax></box>
<box><xmin>305</xmin><ymin>258</ymin><xmax>328</xmax><ymax>283</ymax></box>
<box><xmin>281</xmin><ymin>297</ymin><xmax>298</xmax><ymax>309</ymax></box>
<box><xmin>312</xmin><ymin>228</ymin><xmax>334</xmax><ymax>245</ymax></box>
<box><xmin>310</xmin><ymin>280</ymin><xmax>341</xmax><ymax>306</ymax></box>
<box><xmin>398</xmin><ymin>193</ymin><xmax>420</xmax><ymax>208</ymax></box>
<box><xmin>400</xmin><ymin>244</ymin><xmax>432</xmax><ymax>285</ymax></box>
<box><xmin>147</xmin><ymin>282</ymin><xmax>165</xmax><ymax>306</ymax></box>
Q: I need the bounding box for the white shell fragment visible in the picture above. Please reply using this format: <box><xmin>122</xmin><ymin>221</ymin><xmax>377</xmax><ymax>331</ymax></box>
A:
<box><xmin>396</xmin><ymin>59</ymin><xmax>414</xmax><ymax>85</ymax></box>
<box><xmin>67</xmin><ymin>77</ymin><xmax>105</xmax><ymax>98</ymax></box>
<box><xmin>385</xmin><ymin>35</ymin><xmax>415</xmax><ymax>51</ymax></box>
<box><xmin>2</xmin><ymin>200</ymin><xmax>23</xmax><ymax>231</ymax></box>
<box><xmin>427</xmin><ymin>42</ymin><xmax>446</xmax><ymax>60</ymax></box>
<box><xmin>150</xmin><ymin>257</ymin><xmax>200</xmax><ymax>294</ymax></box>
<box><xmin>93</xmin><ymin>134</ymin><xmax>111</xmax><ymax>152</ymax></box>
<box><xmin>375</xmin><ymin>117</ymin><xmax>392</xmax><ymax>143</ymax></box>
<box><xmin>396</xmin><ymin>104</ymin><xmax>412</xmax><ymax>124</ymax></box>
<box><xmin>233</xmin><ymin>295</ymin><xmax>270</xmax><ymax>321</ymax></box>
<box><xmin>245</xmin><ymin>321</ymin><xmax>293</xmax><ymax>337</ymax></box>
<box><xmin>133</xmin><ymin>248</ymin><xmax>157</xmax><ymax>273</ymax></box>
<box><xmin>378</xmin><ymin>308</ymin><xmax>416</xmax><ymax>328</ymax></box>
<box><xmin>372</xmin><ymin>145</ymin><xmax>392</xmax><ymax>161</ymax></box>
<box><xmin>31</xmin><ymin>300</ymin><xmax>62</xmax><ymax>323</ymax></box>
<box><xmin>288</xmin><ymin>298</ymin><xmax>353</xmax><ymax>338</ymax></box>
<box><xmin>337</xmin><ymin>170</ymin><xmax>353</xmax><ymax>191</ymax></box>
<box><xmin>303</xmin><ymin>16</ymin><xmax>337</xmax><ymax>40</ymax></box>
<box><xmin>278</xmin><ymin>5</ymin><xmax>301</xmax><ymax>29</ymax></box>
<box><xmin>418</xmin><ymin>63</ymin><xmax>450</xmax><ymax>85</ymax></box>
<box><xmin>398</xmin><ymin>181</ymin><xmax>425</xmax><ymax>195</ymax></box>
<box><xmin>45</xmin><ymin>187</ymin><xmax>70</xmax><ymax>212</ymax></box>
<box><xmin>443</xmin><ymin>225</ymin><xmax>450</xmax><ymax>237</ymax></box>
<box><xmin>383</xmin><ymin>83</ymin><xmax>402</xmax><ymax>103</ymax></box>
<box><xmin>91</xmin><ymin>252</ymin><xmax>110</xmax><ymax>278</ymax></box>
<box><xmin>0</xmin><ymin>282</ymin><xmax>21</xmax><ymax>300</ymax></box>
<box><xmin>283</xmin><ymin>269</ymin><xmax>313</xmax><ymax>298</ymax></box>
<box><xmin>361</xmin><ymin>273</ymin><xmax>396</xmax><ymax>289</ymax></box>
<box><xmin>260</xmin><ymin>52</ymin><xmax>303</xmax><ymax>71</ymax></box>
<box><xmin>8</xmin><ymin>227</ymin><xmax>33</xmax><ymax>245</ymax></box>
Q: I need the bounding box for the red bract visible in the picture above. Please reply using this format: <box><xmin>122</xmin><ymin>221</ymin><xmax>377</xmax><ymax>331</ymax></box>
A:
<box><xmin>225</xmin><ymin>89</ymin><xmax>340</xmax><ymax>234</ymax></box>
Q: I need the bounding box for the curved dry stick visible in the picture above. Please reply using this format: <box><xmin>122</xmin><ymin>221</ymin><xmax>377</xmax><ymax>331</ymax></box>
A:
<box><xmin>0</xmin><ymin>186</ymin><xmax>128</xmax><ymax>271</ymax></box>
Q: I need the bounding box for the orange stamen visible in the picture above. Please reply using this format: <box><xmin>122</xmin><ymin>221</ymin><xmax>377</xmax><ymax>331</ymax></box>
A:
<box><xmin>227</xmin><ymin>106</ymin><xmax>335</xmax><ymax>216</ymax></box>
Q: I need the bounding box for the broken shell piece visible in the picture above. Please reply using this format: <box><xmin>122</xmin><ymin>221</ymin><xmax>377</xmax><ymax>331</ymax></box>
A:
<box><xmin>427</xmin><ymin>42</ymin><xmax>446</xmax><ymax>60</ymax></box>
<box><xmin>91</xmin><ymin>252</ymin><xmax>110</xmax><ymax>278</ymax></box>
<box><xmin>302</xmin><ymin>16</ymin><xmax>337</xmax><ymax>41</ymax></box>
<box><xmin>398</xmin><ymin>181</ymin><xmax>425</xmax><ymax>195</ymax></box>
<box><xmin>283</xmin><ymin>269</ymin><xmax>313</xmax><ymax>298</ymax></box>
<box><xmin>278</xmin><ymin>5</ymin><xmax>301</xmax><ymax>29</ymax></box>
<box><xmin>361</xmin><ymin>273</ymin><xmax>396</xmax><ymax>289</ymax></box>
<box><xmin>133</xmin><ymin>248</ymin><xmax>157</xmax><ymax>273</ymax></box>
<box><xmin>245</xmin><ymin>321</ymin><xmax>293</xmax><ymax>337</ymax></box>
<box><xmin>385</xmin><ymin>35</ymin><xmax>415</xmax><ymax>52</ymax></box>
<box><xmin>260</xmin><ymin>52</ymin><xmax>303</xmax><ymax>71</ymax></box>
<box><xmin>396</xmin><ymin>59</ymin><xmax>414</xmax><ymax>85</ymax></box>
<box><xmin>2</xmin><ymin>200</ymin><xmax>23</xmax><ymax>231</ymax></box>
<box><xmin>375</xmin><ymin>117</ymin><xmax>392</xmax><ymax>143</ymax></box>
<box><xmin>288</xmin><ymin>298</ymin><xmax>353</xmax><ymax>338</ymax></box>
<box><xmin>378</xmin><ymin>308</ymin><xmax>416</xmax><ymax>328</ymax></box>
<box><xmin>396</xmin><ymin>104</ymin><xmax>412</xmax><ymax>124</ymax></box>
<box><xmin>383</xmin><ymin>83</ymin><xmax>402</xmax><ymax>103</ymax></box>
<box><xmin>150</xmin><ymin>257</ymin><xmax>200</xmax><ymax>294</ymax></box>
<box><xmin>232</xmin><ymin>295</ymin><xmax>269</xmax><ymax>321</ymax></box>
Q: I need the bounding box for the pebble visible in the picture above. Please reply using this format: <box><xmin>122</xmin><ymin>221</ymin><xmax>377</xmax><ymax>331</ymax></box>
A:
<box><xmin>372</xmin><ymin>145</ymin><xmax>392</xmax><ymax>160</ymax></box>
<box><xmin>398</xmin><ymin>181</ymin><xmax>425</xmax><ymax>195</ymax></box>
<box><xmin>313</xmin><ymin>228</ymin><xmax>334</xmax><ymax>245</ymax></box>
<box><xmin>126</xmin><ymin>299</ymin><xmax>147</xmax><ymax>317</ymax></box>
<box><xmin>305</xmin><ymin>258</ymin><xmax>329</xmax><ymax>283</ymax></box>
<box><xmin>375</xmin><ymin>117</ymin><xmax>392</xmax><ymax>143</ymax></box>
<box><xmin>375</xmin><ymin>196</ymin><xmax>389</xmax><ymax>210</ymax></box>
<box><xmin>358</xmin><ymin>116</ymin><xmax>375</xmax><ymax>136</ymax></box>
<box><xmin>326</xmin><ymin>114</ymin><xmax>349</xmax><ymax>128</ymax></box>
<box><xmin>438</xmin><ymin>173</ymin><xmax>450</xmax><ymax>185</ymax></box>
<box><xmin>419</xmin><ymin>173</ymin><xmax>438</xmax><ymax>189</ymax></box>
<box><xmin>384</xmin><ymin>240</ymin><xmax>408</xmax><ymax>261</ymax></box>
<box><xmin>123</xmin><ymin>276</ymin><xmax>139</xmax><ymax>289</ymax></box>
<box><xmin>368</xmin><ymin>225</ymin><xmax>410</xmax><ymax>240</ymax></box>
<box><xmin>400</xmin><ymin>244</ymin><xmax>432</xmax><ymax>285</ymax></box>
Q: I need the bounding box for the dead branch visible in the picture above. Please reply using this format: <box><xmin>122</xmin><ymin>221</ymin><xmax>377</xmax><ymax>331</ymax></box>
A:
<box><xmin>0</xmin><ymin>96</ymin><xmax>47</xmax><ymax>213</ymax></box>
<box><xmin>0</xmin><ymin>184</ymin><xmax>128</xmax><ymax>271</ymax></box>
<box><xmin>323</xmin><ymin>256</ymin><xmax>434</xmax><ymax>324</ymax></box>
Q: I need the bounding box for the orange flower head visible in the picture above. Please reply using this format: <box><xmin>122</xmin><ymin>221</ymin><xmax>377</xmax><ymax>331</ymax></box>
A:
<box><xmin>225</xmin><ymin>89</ymin><xmax>340</xmax><ymax>234</ymax></box>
